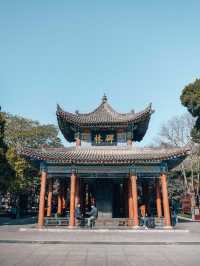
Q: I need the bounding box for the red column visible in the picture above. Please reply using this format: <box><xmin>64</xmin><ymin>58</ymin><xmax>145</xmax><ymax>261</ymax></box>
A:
<box><xmin>140</xmin><ymin>204</ymin><xmax>146</xmax><ymax>219</ymax></box>
<box><xmin>69</xmin><ymin>172</ymin><xmax>76</xmax><ymax>227</ymax></box>
<box><xmin>130</xmin><ymin>175</ymin><xmax>139</xmax><ymax>226</ymax></box>
<box><xmin>156</xmin><ymin>179</ymin><xmax>162</xmax><ymax>219</ymax></box>
<box><xmin>47</xmin><ymin>178</ymin><xmax>53</xmax><ymax>217</ymax></box>
<box><xmin>161</xmin><ymin>174</ymin><xmax>171</xmax><ymax>227</ymax></box>
<box><xmin>57</xmin><ymin>181</ymin><xmax>62</xmax><ymax>215</ymax></box>
<box><xmin>62</xmin><ymin>193</ymin><xmax>66</xmax><ymax>210</ymax></box>
<box><xmin>128</xmin><ymin>179</ymin><xmax>134</xmax><ymax>226</ymax></box>
<box><xmin>75</xmin><ymin>178</ymin><xmax>80</xmax><ymax>206</ymax></box>
<box><xmin>57</xmin><ymin>193</ymin><xmax>62</xmax><ymax>215</ymax></box>
<box><xmin>38</xmin><ymin>170</ymin><xmax>47</xmax><ymax>227</ymax></box>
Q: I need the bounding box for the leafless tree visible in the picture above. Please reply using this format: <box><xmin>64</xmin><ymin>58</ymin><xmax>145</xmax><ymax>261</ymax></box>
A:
<box><xmin>155</xmin><ymin>113</ymin><xmax>200</xmax><ymax>194</ymax></box>
<box><xmin>158</xmin><ymin>113</ymin><xmax>195</xmax><ymax>147</ymax></box>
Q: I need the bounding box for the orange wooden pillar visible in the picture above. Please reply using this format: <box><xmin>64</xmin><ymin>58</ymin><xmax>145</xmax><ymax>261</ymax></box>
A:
<box><xmin>161</xmin><ymin>174</ymin><xmax>171</xmax><ymax>227</ymax></box>
<box><xmin>128</xmin><ymin>179</ymin><xmax>134</xmax><ymax>226</ymax></box>
<box><xmin>156</xmin><ymin>179</ymin><xmax>162</xmax><ymax>219</ymax></box>
<box><xmin>140</xmin><ymin>204</ymin><xmax>146</xmax><ymax>218</ymax></box>
<box><xmin>69</xmin><ymin>172</ymin><xmax>76</xmax><ymax>227</ymax></box>
<box><xmin>57</xmin><ymin>181</ymin><xmax>62</xmax><ymax>215</ymax></box>
<box><xmin>57</xmin><ymin>195</ymin><xmax>62</xmax><ymax>215</ymax></box>
<box><xmin>38</xmin><ymin>170</ymin><xmax>47</xmax><ymax>227</ymax></box>
<box><xmin>130</xmin><ymin>175</ymin><xmax>139</xmax><ymax>227</ymax></box>
<box><xmin>75</xmin><ymin>177</ymin><xmax>80</xmax><ymax>206</ymax></box>
<box><xmin>47</xmin><ymin>178</ymin><xmax>53</xmax><ymax>217</ymax></box>
<box><xmin>62</xmin><ymin>193</ymin><xmax>66</xmax><ymax>210</ymax></box>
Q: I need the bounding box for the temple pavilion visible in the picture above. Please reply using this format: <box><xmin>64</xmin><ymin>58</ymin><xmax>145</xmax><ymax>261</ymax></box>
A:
<box><xmin>20</xmin><ymin>95</ymin><xmax>189</xmax><ymax>228</ymax></box>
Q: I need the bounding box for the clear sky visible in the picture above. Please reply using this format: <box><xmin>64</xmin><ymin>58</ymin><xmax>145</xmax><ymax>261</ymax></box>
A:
<box><xmin>1</xmin><ymin>1</ymin><xmax>200</xmax><ymax>146</ymax></box>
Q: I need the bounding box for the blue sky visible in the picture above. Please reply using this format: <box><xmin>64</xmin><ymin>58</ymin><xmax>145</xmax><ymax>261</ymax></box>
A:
<box><xmin>1</xmin><ymin>1</ymin><xmax>200</xmax><ymax>146</ymax></box>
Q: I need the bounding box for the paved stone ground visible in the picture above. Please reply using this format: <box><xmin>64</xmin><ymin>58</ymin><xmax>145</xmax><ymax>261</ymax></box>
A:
<box><xmin>0</xmin><ymin>243</ymin><xmax>199</xmax><ymax>266</ymax></box>
<box><xmin>0</xmin><ymin>218</ymin><xmax>200</xmax><ymax>265</ymax></box>
<box><xmin>1</xmin><ymin>222</ymin><xmax>200</xmax><ymax>243</ymax></box>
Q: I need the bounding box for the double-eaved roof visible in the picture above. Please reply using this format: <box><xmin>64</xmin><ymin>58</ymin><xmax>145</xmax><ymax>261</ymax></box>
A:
<box><xmin>18</xmin><ymin>96</ymin><xmax>190</xmax><ymax>171</ymax></box>
<box><xmin>19</xmin><ymin>145</ymin><xmax>190</xmax><ymax>170</ymax></box>
<box><xmin>57</xmin><ymin>95</ymin><xmax>154</xmax><ymax>142</ymax></box>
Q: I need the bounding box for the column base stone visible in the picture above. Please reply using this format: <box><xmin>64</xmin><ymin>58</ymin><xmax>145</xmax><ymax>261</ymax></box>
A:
<box><xmin>37</xmin><ymin>225</ymin><xmax>44</xmax><ymax>229</ymax></box>
<box><xmin>68</xmin><ymin>225</ymin><xmax>76</xmax><ymax>229</ymax></box>
<box><xmin>164</xmin><ymin>226</ymin><xmax>173</xmax><ymax>229</ymax></box>
<box><xmin>132</xmin><ymin>225</ymin><xmax>140</xmax><ymax>229</ymax></box>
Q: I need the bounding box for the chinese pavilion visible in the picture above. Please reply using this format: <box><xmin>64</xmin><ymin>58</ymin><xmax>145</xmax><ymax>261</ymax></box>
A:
<box><xmin>20</xmin><ymin>95</ymin><xmax>189</xmax><ymax>228</ymax></box>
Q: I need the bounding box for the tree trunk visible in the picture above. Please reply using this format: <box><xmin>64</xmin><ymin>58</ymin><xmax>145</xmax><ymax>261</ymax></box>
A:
<box><xmin>181</xmin><ymin>163</ymin><xmax>188</xmax><ymax>192</ymax></box>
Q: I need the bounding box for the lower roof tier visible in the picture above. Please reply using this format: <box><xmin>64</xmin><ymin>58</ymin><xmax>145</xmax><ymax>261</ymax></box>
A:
<box><xmin>19</xmin><ymin>145</ymin><xmax>190</xmax><ymax>170</ymax></box>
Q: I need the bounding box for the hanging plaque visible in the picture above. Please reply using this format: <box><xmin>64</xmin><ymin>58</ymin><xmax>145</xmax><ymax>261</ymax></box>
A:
<box><xmin>91</xmin><ymin>130</ymin><xmax>117</xmax><ymax>146</ymax></box>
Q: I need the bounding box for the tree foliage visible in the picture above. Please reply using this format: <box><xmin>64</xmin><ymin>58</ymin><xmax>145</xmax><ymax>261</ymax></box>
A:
<box><xmin>0</xmin><ymin>108</ymin><xmax>14</xmax><ymax>192</ymax></box>
<box><xmin>1</xmin><ymin>112</ymin><xmax>63</xmax><ymax>200</ymax></box>
<box><xmin>4</xmin><ymin>113</ymin><xmax>63</xmax><ymax>148</ymax></box>
<box><xmin>6</xmin><ymin>147</ymin><xmax>38</xmax><ymax>194</ymax></box>
<box><xmin>180</xmin><ymin>78</ymin><xmax>200</xmax><ymax>143</ymax></box>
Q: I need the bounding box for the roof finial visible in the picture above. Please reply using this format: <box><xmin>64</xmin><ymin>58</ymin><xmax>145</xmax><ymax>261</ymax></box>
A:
<box><xmin>57</xmin><ymin>104</ymin><xmax>62</xmax><ymax>112</ymax></box>
<box><xmin>102</xmin><ymin>94</ymin><xmax>107</xmax><ymax>103</ymax></box>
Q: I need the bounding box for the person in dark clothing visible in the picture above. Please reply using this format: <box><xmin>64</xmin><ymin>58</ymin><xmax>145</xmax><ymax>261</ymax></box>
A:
<box><xmin>86</xmin><ymin>204</ymin><xmax>98</xmax><ymax>228</ymax></box>
<box><xmin>75</xmin><ymin>203</ymin><xmax>81</xmax><ymax>220</ymax></box>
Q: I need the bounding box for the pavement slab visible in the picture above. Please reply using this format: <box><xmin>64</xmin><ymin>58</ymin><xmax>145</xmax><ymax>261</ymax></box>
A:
<box><xmin>0</xmin><ymin>220</ymin><xmax>200</xmax><ymax>265</ymax></box>
<box><xmin>0</xmin><ymin>243</ymin><xmax>199</xmax><ymax>266</ymax></box>
<box><xmin>0</xmin><ymin>226</ymin><xmax>199</xmax><ymax>244</ymax></box>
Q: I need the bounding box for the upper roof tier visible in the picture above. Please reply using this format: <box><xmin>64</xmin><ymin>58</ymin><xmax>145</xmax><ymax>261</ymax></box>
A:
<box><xmin>57</xmin><ymin>95</ymin><xmax>154</xmax><ymax>142</ymax></box>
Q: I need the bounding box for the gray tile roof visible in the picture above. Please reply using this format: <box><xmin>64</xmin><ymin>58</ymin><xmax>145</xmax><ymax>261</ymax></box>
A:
<box><xmin>19</xmin><ymin>145</ymin><xmax>190</xmax><ymax>167</ymax></box>
<box><xmin>57</xmin><ymin>96</ymin><xmax>154</xmax><ymax>126</ymax></box>
<box><xmin>56</xmin><ymin>96</ymin><xmax>154</xmax><ymax>143</ymax></box>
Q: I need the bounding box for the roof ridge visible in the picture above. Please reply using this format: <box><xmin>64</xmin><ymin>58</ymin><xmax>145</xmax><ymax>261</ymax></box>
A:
<box><xmin>57</xmin><ymin>100</ymin><xmax>153</xmax><ymax>119</ymax></box>
<box><xmin>19</xmin><ymin>145</ymin><xmax>191</xmax><ymax>154</ymax></box>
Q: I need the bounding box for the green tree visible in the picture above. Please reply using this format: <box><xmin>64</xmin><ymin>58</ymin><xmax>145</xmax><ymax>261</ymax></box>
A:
<box><xmin>4</xmin><ymin>113</ymin><xmax>63</xmax><ymax>148</ymax></box>
<box><xmin>1</xmin><ymin>112</ymin><xmax>63</xmax><ymax>213</ymax></box>
<box><xmin>180</xmin><ymin>78</ymin><xmax>200</xmax><ymax>143</ymax></box>
<box><xmin>0</xmin><ymin>108</ymin><xmax>13</xmax><ymax>192</ymax></box>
